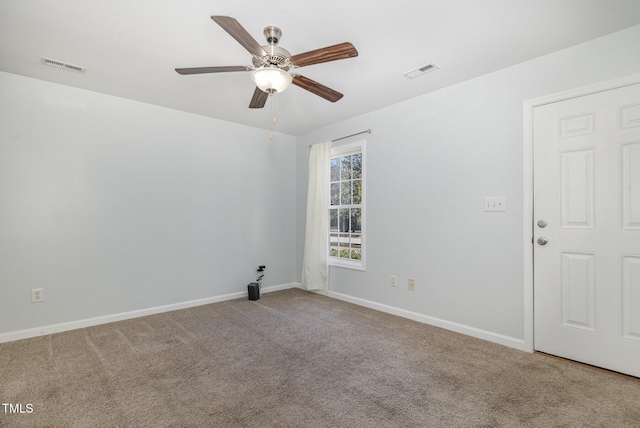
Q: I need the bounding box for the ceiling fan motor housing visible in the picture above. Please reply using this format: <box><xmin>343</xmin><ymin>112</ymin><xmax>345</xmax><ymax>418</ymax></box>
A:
<box><xmin>252</xmin><ymin>45</ymin><xmax>292</xmax><ymax>70</ymax></box>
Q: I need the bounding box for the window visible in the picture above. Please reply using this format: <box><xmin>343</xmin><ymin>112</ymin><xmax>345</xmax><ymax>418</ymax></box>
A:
<box><xmin>329</xmin><ymin>141</ymin><xmax>365</xmax><ymax>270</ymax></box>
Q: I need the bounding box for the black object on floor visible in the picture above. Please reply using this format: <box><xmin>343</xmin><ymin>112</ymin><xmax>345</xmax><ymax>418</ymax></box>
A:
<box><xmin>248</xmin><ymin>282</ymin><xmax>260</xmax><ymax>301</ymax></box>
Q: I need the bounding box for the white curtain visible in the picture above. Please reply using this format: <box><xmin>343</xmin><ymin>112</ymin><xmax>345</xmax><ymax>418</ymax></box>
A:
<box><xmin>301</xmin><ymin>141</ymin><xmax>331</xmax><ymax>291</ymax></box>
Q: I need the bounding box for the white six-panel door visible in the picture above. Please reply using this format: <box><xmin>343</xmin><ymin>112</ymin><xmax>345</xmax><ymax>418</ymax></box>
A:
<box><xmin>533</xmin><ymin>83</ymin><xmax>640</xmax><ymax>378</ymax></box>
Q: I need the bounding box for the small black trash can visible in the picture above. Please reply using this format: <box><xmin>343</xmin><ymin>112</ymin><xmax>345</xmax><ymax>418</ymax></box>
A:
<box><xmin>247</xmin><ymin>282</ymin><xmax>260</xmax><ymax>301</ymax></box>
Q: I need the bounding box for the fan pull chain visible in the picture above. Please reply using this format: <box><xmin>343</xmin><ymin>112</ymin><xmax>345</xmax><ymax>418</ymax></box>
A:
<box><xmin>272</xmin><ymin>96</ymin><xmax>277</xmax><ymax>124</ymax></box>
<box><xmin>269</xmin><ymin>92</ymin><xmax>277</xmax><ymax>140</ymax></box>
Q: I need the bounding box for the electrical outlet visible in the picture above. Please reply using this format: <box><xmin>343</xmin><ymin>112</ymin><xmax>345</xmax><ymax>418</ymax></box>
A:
<box><xmin>31</xmin><ymin>288</ymin><xmax>44</xmax><ymax>303</ymax></box>
<box><xmin>408</xmin><ymin>279</ymin><xmax>415</xmax><ymax>291</ymax></box>
<box><xmin>390</xmin><ymin>275</ymin><xmax>397</xmax><ymax>287</ymax></box>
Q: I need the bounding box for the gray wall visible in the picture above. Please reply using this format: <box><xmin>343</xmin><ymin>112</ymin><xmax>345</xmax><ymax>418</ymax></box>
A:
<box><xmin>2</xmin><ymin>24</ymin><xmax>640</xmax><ymax>343</ymax></box>
<box><xmin>0</xmin><ymin>72</ymin><xmax>297</xmax><ymax>334</ymax></box>
<box><xmin>296</xmin><ymin>24</ymin><xmax>640</xmax><ymax>342</ymax></box>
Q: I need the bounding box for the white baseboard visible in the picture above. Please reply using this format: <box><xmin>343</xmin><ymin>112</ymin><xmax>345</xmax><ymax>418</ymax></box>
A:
<box><xmin>0</xmin><ymin>282</ymin><xmax>299</xmax><ymax>344</ymax></box>
<box><xmin>2</xmin><ymin>283</ymin><xmax>524</xmax><ymax>350</ymax></box>
<box><xmin>303</xmin><ymin>286</ymin><xmax>525</xmax><ymax>351</ymax></box>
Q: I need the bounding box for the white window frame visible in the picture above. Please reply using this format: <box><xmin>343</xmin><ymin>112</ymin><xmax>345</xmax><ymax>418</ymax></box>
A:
<box><xmin>328</xmin><ymin>140</ymin><xmax>366</xmax><ymax>271</ymax></box>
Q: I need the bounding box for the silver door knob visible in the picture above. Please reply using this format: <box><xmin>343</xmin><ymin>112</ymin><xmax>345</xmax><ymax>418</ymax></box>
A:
<box><xmin>537</xmin><ymin>220</ymin><xmax>547</xmax><ymax>228</ymax></box>
<box><xmin>537</xmin><ymin>237</ymin><xmax>548</xmax><ymax>245</ymax></box>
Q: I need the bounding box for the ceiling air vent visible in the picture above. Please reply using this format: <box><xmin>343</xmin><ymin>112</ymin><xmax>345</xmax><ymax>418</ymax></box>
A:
<box><xmin>41</xmin><ymin>57</ymin><xmax>86</xmax><ymax>74</ymax></box>
<box><xmin>402</xmin><ymin>62</ymin><xmax>439</xmax><ymax>80</ymax></box>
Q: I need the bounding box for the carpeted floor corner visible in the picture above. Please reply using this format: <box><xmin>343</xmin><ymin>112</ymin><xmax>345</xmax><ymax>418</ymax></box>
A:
<box><xmin>1</xmin><ymin>288</ymin><xmax>639</xmax><ymax>427</ymax></box>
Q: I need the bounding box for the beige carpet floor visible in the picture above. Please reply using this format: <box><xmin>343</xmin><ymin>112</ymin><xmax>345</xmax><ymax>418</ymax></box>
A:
<box><xmin>1</xmin><ymin>288</ymin><xmax>639</xmax><ymax>427</ymax></box>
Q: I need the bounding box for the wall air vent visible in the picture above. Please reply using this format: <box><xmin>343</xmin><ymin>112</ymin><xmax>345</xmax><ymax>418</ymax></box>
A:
<box><xmin>402</xmin><ymin>62</ymin><xmax>439</xmax><ymax>80</ymax></box>
<box><xmin>41</xmin><ymin>57</ymin><xmax>86</xmax><ymax>74</ymax></box>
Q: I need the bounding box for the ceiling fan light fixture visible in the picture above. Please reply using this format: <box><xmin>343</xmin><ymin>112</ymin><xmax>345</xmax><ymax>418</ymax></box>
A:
<box><xmin>251</xmin><ymin>67</ymin><xmax>292</xmax><ymax>94</ymax></box>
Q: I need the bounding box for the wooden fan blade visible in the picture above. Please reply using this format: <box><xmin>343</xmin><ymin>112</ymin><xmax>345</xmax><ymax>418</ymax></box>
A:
<box><xmin>290</xmin><ymin>42</ymin><xmax>358</xmax><ymax>68</ymax></box>
<box><xmin>249</xmin><ymin>87</ymin><xmax>269</xmax><ymax>108</ymax></box>
<box><xmin>211</xmin><ymin>16</ymin><xmax>266</xmax><ymax>58</ymax></box>
<box><xmin>292</xmin><ymin>75</ymin><xmax>343</xmax><ymax>102</ymax></box>
<box><xmin>175</xmin><ymin>66</ymin><xmax>250</xmax><ymax>75</ymax></box>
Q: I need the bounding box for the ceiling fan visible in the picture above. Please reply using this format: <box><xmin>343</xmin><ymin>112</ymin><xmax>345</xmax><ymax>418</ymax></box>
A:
<box><xmin>175</xmin><ymin>16</ymin><xmax>358</xmax><ymax>108</ymax></box>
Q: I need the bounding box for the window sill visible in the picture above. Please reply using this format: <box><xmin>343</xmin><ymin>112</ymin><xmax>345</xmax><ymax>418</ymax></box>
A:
<box><xmin>328</xmin><ymin>258</ymin><xmax>366</xmax><ymax>271</ymax></box>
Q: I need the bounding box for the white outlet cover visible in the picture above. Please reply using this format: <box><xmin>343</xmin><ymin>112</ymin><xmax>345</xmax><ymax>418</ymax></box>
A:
<box><xmin>31</xmin><ymin>288</ymin><xmax>44</xmax><ymax>303</ymax></box>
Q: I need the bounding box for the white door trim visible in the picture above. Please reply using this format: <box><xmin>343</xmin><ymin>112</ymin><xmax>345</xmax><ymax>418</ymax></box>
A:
<box><xmin>522</xmin><ymin>73</ymin><xmax>640</xmax><ymax>353</ymax></box>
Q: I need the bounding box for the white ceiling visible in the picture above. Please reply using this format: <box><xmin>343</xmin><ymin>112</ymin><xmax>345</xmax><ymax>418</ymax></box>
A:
<box><xmin>2</xmin><ymin>0</ymin><xmax>640</xmax><ymax>136</ymax></box>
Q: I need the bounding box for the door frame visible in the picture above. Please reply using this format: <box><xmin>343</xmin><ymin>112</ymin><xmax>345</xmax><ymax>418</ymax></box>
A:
<box><xmin>522</xmin><ymin>72</ymin><xmax>640</xmax><ymax>353</ymax></box>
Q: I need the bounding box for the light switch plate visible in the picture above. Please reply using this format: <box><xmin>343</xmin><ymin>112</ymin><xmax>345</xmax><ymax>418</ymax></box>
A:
<box><xmin>484</xmin><ymin>197</ymin><xmax>506</xmax><ymax>212</ymax></box>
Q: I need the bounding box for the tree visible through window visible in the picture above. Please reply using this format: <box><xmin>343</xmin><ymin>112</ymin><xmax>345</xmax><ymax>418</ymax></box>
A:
<box><xmin>329</xmin><ymin>141</ymin><xmax>364</xmax><ymax>269</ymax></box>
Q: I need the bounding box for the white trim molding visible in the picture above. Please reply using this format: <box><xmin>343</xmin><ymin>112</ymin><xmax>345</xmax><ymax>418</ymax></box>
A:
<box><xmin>0</xmin><ymin>283</ymin><xmax>299</xmax><ymax>344</ymax></box>
<box><xmin>522</xmin><ymin>72</ymin><xmax>640</xmax><ymax>353</ymax></box>
<box><xmin>308</xmin><ymin>287</ymin><xmax>525</xmax><ymax>351</ymax></box>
